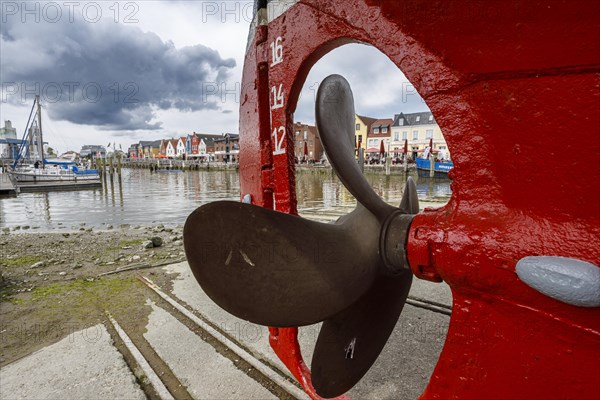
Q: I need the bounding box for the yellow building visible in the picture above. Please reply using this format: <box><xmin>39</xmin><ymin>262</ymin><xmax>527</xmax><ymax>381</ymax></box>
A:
<box><xmin>390</xmin><ymin>112</ymin><xmax>450</xmax><ymax>160</ymax></box>
<box><xmin>354</xmin><ymin>115</ymin><xmax>377</xmax><ymax>156</ymax></box>
<box><xmin>141</xmin><ymin>140</ymin><xmax>161</xmax><ymax>158</ymax></box>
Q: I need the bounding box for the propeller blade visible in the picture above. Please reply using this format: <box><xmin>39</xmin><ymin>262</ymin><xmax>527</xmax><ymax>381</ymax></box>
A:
<box><xmin>316</xmin><ymin>75</ymin><xmax>395</xmax><ymax>220</ymax></box>
<box><xmin>399</xmin><ymin>176</ymin><xmax>419</xmax><ymax>214</ymax></box>
<box><xmin>310</xmin><ymin>271</ymin><xmax>413</xmax><ymax>398</ymax></box>
<box><xmin>183</xmin><ymin>201</ymin><xmax>381</xmax><ymax>327</ymax></box>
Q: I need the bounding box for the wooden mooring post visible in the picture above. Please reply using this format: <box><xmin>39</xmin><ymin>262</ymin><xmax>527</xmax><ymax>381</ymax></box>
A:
<box><xmin>359</xmin><ymin>148</ymin><xmax>365</xmax><ymax>173</ymax></box>
<box><xmin>386</xmin><ymin>155</ymin><xmax>391</xmax><ymax>176</ymax></box>
<box><xmin>429</xmin><ymin>153</ymin><xmax>435</xmax><ymax>178</ymax></box>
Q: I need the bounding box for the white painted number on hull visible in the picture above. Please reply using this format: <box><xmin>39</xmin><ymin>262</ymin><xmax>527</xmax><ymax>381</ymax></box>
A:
<box><xmin>271</xmin><ymin>84</ymin><xmax>284</xmax><ymax>110</ymax></box>
<box><xmin>270</xmin><ymin>36</ymin><xmax>283</xmax><ymax>67</ymax></box>
<box><xmin>270</xmin><ymin>36</ymin><xmax>285</xmax><ymax>156</ymax></box>
<box><xmin>272</xmin><ymin>127</ymin><xmax>286</xmax><ymax>155</ymax></box>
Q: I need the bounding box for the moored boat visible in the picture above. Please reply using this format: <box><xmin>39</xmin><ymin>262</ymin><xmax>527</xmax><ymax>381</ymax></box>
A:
<box><xmin>8</xmin><ymin>96</ymin><xmax>101</xmax><ymax>191</ymax></box>
<box><xmin>415</xmin><ymin>139</ymin><xmax>454</xmax><ymax>177</ymax></box>
<box><xmin>415</xmin><ymin>157</ymin><xmax>454</xmax><ymax>173</ymax></box>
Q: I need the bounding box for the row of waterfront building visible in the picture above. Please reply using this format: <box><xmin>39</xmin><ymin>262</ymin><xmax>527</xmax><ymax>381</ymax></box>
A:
<box><xmin>0</xmin><ymin>120</ymin><xmax>242</xmax><ymax>164</ymax></box>
<box><xmin>1</xmin><ymin>110</ymin><xmax>448</xmax><ymax>165</ymax></box>
<box><xmin>358</xmin><ymin>112</ymin><xmax>449</xmax><ymax>160</ymax></box>
<box><xmin>127</xmin><ymin>133</ymin><xmax>240</xmax><ymax>163</ymax></box>
<box><xmin>124</xmin><ymin>111</ymin><xmax>447</xmax><ymax>164</ymax></box>
<box><xmin>302</xmin><ymin>112</ymin><xmax>450</xmax><ymax>160</ymax></box>
<box><xmin>294</xmin><ymin>111</ymin><xmax>449</xmax><ymax>163</ymax></box>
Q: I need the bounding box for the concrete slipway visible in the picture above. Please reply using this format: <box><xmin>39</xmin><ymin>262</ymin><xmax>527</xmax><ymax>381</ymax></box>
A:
<box><xmin>0</xmin><ymin>261</ymin><xmax>451</xmax><ymax>400</ymax></box>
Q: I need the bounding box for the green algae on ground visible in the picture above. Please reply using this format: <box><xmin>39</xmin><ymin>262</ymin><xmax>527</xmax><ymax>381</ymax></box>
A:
<box><xmin>1</xmin><ymin>255</ymin><xmax>41</xmax><ymax>268</ymax></box>
<box><xmin>0</xmin><ymin>277</ymin><xmax>140</xmax><ymax>307</ymax></box>
<box><xmin>118</xmin><ymin>239</ymin><xmax>145</xmax><ymax>247</ymax></box>
<box><xmin>30</xmin><ymin>277</ymin><xmax>139</xmax><ymax>306</ymax></box>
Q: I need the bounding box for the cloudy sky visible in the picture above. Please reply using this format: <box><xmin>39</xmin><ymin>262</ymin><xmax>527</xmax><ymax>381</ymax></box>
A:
<box><xmin>1</xmin><ymin>1</ymin><xmax>429</xmax><ymax>154</ymax></box>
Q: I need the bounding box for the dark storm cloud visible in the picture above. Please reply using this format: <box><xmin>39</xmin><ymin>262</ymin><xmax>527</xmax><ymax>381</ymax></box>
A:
<box><xmin>0</xmin><ymin>13</ymin><xmax>236</xmax><ymax>130</ymax></box>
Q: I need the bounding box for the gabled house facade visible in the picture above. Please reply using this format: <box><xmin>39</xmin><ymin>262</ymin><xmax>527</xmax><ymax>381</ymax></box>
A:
<box><xmin>186</xmin><ymin>133</ymin><xmax>199</xmax><ymax>155</ymax></box>
<box><xmin>198</xmin><ymin>138</ymin><xmax>208</xmax><ymax>156</ymax></box>
<box><xmin>213</xmin><ymin>133</ymin><xmax>239</xmax><ymax>163</ymax></box>
<box><xmin>159</xmin><ymin>140</ymin><xmax>168</xmax><ymax>158</ymax></box>
<box><xmin>186</xmin><ymin>132</ymin><xmax>218</xmax><ymax>159</ymax></box>
<box><xmin>198</xmin><ymin>136</ymin><xmax>216</xmax><ymax>158</ymax></box>
<box><xmin>293</xmin><ymin>122</ymin><xmax>323</xmax><ymax>162</ymax></box>
<box><xmin>166</xmin><ymin>139</ymin><xmax>178</xmax><ymax>158</ymax></box>
<box><xmin>135</xmin><ymin>141</ymin><xmax>149</xmax><ymax>159</ymax></box>
<box><xmin>391</xmin><ymin>112</ymin><xmax>448</xmax><ymax>160</ymax></box>
<box><xmin>355</xmin><ymin>115</ymin><xmax>377</xmax><ymax>156</ymax></box>
<box><xmin>366</xmin><ymin>118</ymin><xmax>393</xmax><ymax>156</ymax></box>
<box><xmin>177</xmin><ymin>137</ymin><xmax>187</xmax><ymax>157</ymax></box>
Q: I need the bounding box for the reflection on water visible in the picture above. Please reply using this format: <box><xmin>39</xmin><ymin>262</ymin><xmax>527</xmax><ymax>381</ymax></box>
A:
<box><xmin>295</xmin><ymin>170</ymin><xmax>451</xmax><ymax>209</ymax></box>
<box><xmin>0</xmin><ymin>169</ymin><xmax>450</xmax><ymax>229</ymax></box>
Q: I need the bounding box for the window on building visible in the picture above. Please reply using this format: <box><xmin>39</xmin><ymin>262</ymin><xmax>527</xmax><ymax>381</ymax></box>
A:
<box><xmin>426</xmin><ymin>129</ymin><xmax>433</xmax><ymax>139</ymax></box>
<box><xmin>374</xmin><ymin>128</ymin><xmax>380</xmax><ymax>134</ymax></box>
<box><xmin>358</xmin><ymin>135</ymin><xmax>363</xmax><ymax>142</ymax></box>
<box><xmin>304</xmin><ymin>131</ymin><xmax>308</xmax><ymax>140</ymax></box>
<box><xmin>382</xmin><ymin>127</ymin><xmax>388</xmax><ymax>133</ymax></box>
<box><xmin>402</xmin><ymin>131</ymin><xmax>408</xmax><ymax>140</ymax></box>
<box><xmin>440</xmin><ymin>146</ymin><xmax>446</xmax><ymax>150</ymax></box>
<box><xmin>429</xmin><ymin>115</ymin><xmax>433</xmax><ymax>121</ymax></box>
<box><xmin>394</xmin><ymin>132</ymin><xmax>399</xmax><ymax>141</ymax></box>
<box><xmin>416</xmin><ymin>116</ymin><xmax>421</xmax><ymax>122</ymax></box>
<box><xmin>413</xmin><ymin>130</ymin><xmax>419</xmax><ymax>140</ymax></box>
<box><xmin>309</xmin><ymin>140</ymin><xmax>313</xmax><ymax>146</ymax></box>
<box><xmin>296</xmin><ymin>131</ymin><xmax>300</xmax><ymax>136</ymax></box>
<box><xmin>399</xmin><ymin>119</ymin><xmax>404</xmax><ymax>126</ymax></box>
<box><xmin>356</xmin><ymin>123</ymin><xmax>360</xmax><ymax>130</ymax></box>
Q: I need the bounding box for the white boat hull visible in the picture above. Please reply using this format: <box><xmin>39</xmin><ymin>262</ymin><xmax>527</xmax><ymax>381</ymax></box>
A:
<box><xmin>8</xmin><ymin>167</ymin><xmax>101</xmax><ymax>189</ymax></box>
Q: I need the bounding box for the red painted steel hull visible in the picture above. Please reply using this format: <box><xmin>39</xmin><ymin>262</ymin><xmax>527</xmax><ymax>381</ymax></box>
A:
<box><xmin>238</xmin><ymin>1</ymin><xmax>600</xmax><ymax>398</ymax></box>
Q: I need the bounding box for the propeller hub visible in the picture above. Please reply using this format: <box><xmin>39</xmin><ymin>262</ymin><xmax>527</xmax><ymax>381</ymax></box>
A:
<box><xmin>380</xmin><ymin>211</ymin><xmax>415</xmax><ymax>275</ymax></box>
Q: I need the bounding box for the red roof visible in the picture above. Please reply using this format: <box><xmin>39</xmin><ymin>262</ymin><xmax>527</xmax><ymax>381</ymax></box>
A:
<box><xmin>356</xmin><ymin>115</ymin><xmax>378</xmax><ymax>131</ymax></box>
<box><xmin>372</xmin><ymin>118</ymin><xmax>394</xmax><ymax>125</ymax></box>
<box><xmin>368</xmin><ymin>118</ymin><xmax>394</xmax><ymax>136</ymax></box>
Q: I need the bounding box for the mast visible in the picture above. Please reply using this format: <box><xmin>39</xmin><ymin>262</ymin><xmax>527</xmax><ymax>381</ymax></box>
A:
<box><xmin>12</xmin><ymin>98</ymin><xmax>37</xmax><ymax>169</ymax></box>
<box><xmin>36</xmin><ymin>95</ymin><xmax>45</xmax><ymax>167</ymax></box>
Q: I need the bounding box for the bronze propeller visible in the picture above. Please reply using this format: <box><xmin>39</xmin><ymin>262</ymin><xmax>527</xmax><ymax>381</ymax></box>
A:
<box><xmin>184</xmin><ymin>74</ymin><xmax>419</xmax><ymax>398</ymax></box>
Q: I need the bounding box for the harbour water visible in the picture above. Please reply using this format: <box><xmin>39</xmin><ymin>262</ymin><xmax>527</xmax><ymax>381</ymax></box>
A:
<box><xmin>0</xmin><ymin>169</ymin><xmax>451</xmax><ymax>230</ymax></box>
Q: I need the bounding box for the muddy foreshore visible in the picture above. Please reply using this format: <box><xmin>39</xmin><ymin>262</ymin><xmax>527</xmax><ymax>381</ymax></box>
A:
<box><xmin>0</xmin><ymin>225</ymin><xmax>186</xmax><ymax>367</ymax></box>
